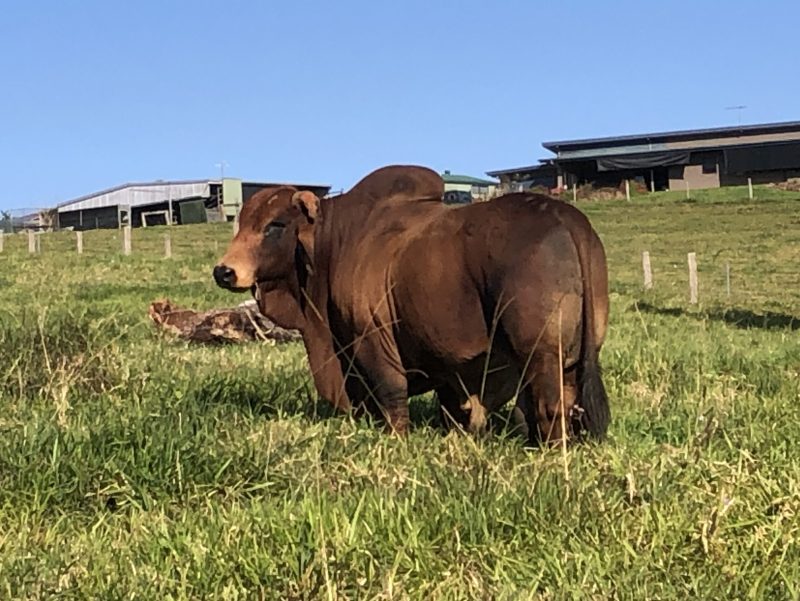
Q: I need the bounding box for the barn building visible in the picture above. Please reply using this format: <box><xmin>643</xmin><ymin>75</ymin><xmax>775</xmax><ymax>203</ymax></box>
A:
<box><xmin>56</xmin><ymin>178</ymin><xmax>331</xmax><ymax>230</ymax></box>
<box><xmin>487</xmin><ymin>120</ymin><xmax>800</xmax><ymax>193</ymax></box>
<box><xmin>441</xmin><ymin>170</ymin><xmax>499</xmax><ymax>203</ymax></box>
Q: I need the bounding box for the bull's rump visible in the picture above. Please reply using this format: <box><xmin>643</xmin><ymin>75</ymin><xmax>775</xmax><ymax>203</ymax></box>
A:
<box><xmin>390</xmin><ymin>195</ymin><xmax>586</xmax><ymax>373</ymax></box>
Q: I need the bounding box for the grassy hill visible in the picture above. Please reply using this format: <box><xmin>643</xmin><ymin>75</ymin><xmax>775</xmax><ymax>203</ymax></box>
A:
<box><xmin>1</xmin><ymin>185</ymin><xmax>799</xmax><ymax>599</ymax></box>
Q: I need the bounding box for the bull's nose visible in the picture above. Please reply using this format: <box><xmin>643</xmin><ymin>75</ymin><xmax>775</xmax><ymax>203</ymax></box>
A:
<box><xmin>213</xmin><ymin>264</ymin><xmax>236</xmax><ymax>289</ymax></box>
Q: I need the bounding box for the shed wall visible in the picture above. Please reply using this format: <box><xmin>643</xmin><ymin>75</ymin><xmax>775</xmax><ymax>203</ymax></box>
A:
<box><xmin>58</xmin><ymin>207</ymin><xmax>120</xmax><ymax>230</ymax></box>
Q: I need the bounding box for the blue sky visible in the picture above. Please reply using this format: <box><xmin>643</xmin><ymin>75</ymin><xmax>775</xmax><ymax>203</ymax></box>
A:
<box><xmin>2</xmin><ymin>0</ymin><xmax>799</xmax><ymax>210</ymax></box>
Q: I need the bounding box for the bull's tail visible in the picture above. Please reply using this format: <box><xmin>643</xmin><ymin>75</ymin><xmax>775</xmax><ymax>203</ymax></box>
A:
<box><xmin>572</xmin><ymin>229</ymin><xmax>610</xmax><ymax>440</ymax></box>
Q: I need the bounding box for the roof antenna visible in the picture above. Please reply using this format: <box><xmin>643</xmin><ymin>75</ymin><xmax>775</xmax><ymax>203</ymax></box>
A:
<box><xmin>725</xmin><ymin>105</ymin><xmax>747</xmax><ymax>126</ymax></box>
<box><xmin>215</xmin><ymin>160</ymin><xmax>230</xmax><ymax>181</ymax></box>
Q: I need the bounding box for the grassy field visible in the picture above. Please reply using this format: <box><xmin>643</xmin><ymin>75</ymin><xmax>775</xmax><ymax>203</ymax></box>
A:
<box><xmin>1</xmin><ymin>184</ymin><xmax>799</xmax><ymax>599</ymax></box>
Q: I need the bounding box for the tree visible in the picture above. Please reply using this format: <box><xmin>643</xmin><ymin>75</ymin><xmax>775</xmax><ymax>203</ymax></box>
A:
<box><xmin>0</xmin><ymin>210</ymin><xmax>11</xmax><ymax>233</ymax></box>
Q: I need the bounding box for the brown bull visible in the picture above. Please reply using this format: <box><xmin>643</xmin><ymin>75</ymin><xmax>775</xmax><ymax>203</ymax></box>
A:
<box><xmin>214</xmin><ymin>165</ymin><xmax>610</xmax><ymax>445</ymax></box>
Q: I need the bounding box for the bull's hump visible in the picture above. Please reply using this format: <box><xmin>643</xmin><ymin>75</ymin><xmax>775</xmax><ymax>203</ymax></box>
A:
<box><xmin>350</xmin><ymin>165</ymin><xmax>444</xmax><ymax>204</ymax></box>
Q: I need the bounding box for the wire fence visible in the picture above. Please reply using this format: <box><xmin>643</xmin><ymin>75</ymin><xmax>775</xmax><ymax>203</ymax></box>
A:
<box><xmin>0</xmin><ymin>222</ymin><xmax>235</xmax><ymax>263</ymax></box>
<box><xmin>1</xmin><ymin>225</ymin><xmax>797</xmax><ymax>316</ymax></box>
<box><xmin>1</xmin><ymin>204</ymin><xmax>798</xmax><ymax>326</ymax></box>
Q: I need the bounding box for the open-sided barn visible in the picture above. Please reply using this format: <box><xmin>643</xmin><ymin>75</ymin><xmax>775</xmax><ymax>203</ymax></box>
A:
<box><xmin>56</xmin><ymin>178</ymin><xmax>331</xmax><ymax>230</ymax></box>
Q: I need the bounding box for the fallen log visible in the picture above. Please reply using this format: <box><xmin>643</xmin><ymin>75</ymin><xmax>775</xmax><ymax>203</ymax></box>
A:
<box><xmin>148</xmin><ymin>298</ymin><xmax>301</xmax><ymax>345</ymax></box>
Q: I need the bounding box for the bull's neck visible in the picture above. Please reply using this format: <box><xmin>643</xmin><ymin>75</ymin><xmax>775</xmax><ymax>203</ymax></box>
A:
<box><xmin>314</xmin><ymin>194</ymin><xmax>346</xmax><ymax>274</ymax></box>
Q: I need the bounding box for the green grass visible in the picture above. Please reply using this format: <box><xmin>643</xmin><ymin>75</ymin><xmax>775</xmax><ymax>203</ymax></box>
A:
<box><xmin>1</xmin><ymin>186</ymin><xmax>799</xmax><ymax>599</ymax></box>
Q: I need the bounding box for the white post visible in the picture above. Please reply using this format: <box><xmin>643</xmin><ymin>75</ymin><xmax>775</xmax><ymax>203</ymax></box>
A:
<box><xmin>650</xmin><ymin>169</ymin><xmax>656</xmax><ymax>193</ymax></box>
<box><xmin>725</xmin><ymin>262</ymin><xmax>731</xmax><ymax>298</ymax></box>
<box><xmin>688</xmin><ymin>252</ymin><xmax>698</xmax><ymax>304</ymax></box>
<box><xmin>625</xmin><ymin>179</ymin><xmax>631</xmax><ymax>202</ymax></box>
<box><xmin>642</xmin><ymin>251</ymin><xmax>653</xmax><ymax>290</ymax></box>
<box><xmin>123</xmin><ymin>226</ymin><xmax>131</xmax><ymax>256</ymax></box>
<box><xmin>685</xmin><ymin>180</ymin><xmax>690</xmax><ymax>199</ymax></box>
<box><xmin>164</xmin><ymin>234</ymin><xmax>172</xmax><ymax>258</ymax></box>
<box><xmin>76</xmin><ymin>231</ymin><xmax>83</xmax><ymax>254</ymax></box>
<box><xmin>0</xmin><ymin>231</ymin><xmax>3</xmax><ymax>252</ymax></box>
<box><xmin>748</xmin><ymin>177</ymin><xmax>754</xmax><ymax>200</ymax></box>
<box><xmin>28</xmin><ymin>231</ymin><xmax>36</xmax><ymax>253</ymax></box>
<box><xmin>572</xmin><ymin>182</ymin><xmax>577</xmax><ymax>202</ymax></box>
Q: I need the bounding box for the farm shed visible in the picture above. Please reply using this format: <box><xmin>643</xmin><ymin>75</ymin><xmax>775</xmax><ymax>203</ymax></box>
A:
<box><xmin>55</xmin><ymin>178</ymin><xmax>331</xmax><ymax>231</ymax></box>
<box><xmin>488</xmin><ymin>120</ymin><xmax>800</xmax><ymax>192</ymax></box>
<box><xmin>441</xmin><ymin>170</ymin><xmax>499</xmax><ymax>203</ymax></box>
<box><xmin>486</xmin><ymin>161</ymin><xmax>558</xmax><ymax>192</ymax></box>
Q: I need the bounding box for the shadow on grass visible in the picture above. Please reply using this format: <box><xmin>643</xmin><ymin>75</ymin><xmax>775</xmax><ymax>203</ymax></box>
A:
<box><xmin>633</xmin><ymin>301</ymin><xmax>799</xmax><ymax>331</ymax></box>
<box><xmin>193</xmin><ymin>371</ymin><xmax>530</xmax><ymax>442</ymax></box>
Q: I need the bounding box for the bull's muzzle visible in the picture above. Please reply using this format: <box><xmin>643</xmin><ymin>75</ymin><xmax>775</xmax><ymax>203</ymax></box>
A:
<box><xmin>213</xmin><ymin>264</ymin><xmax>237</xmax><ymax>289</ymax></box>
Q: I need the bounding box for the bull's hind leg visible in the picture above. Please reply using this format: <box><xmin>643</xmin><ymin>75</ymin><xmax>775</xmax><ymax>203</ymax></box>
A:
<box><xmin>436</xmin><ymin>385</ymin><xmax>470</xmax><ymax>432</ymax></box>
<box><xmin>517</xmin><ymin>353</ymin><xmax>577</xmax><ymax>446</ymax></box>
<box><xmin>436</xmin><ymin>385</ymin><xmax>488</xmax><ymax>435</ymax></box>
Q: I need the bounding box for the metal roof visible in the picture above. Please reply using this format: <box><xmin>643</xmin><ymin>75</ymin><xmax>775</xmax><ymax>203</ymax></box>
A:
<box><xmin>57</xmin><ymin>180</ymin><xmax>213</xmax><ymax>213</ymax></box>
<box><xmin>486</xmin><ymin>161</ymin><xmax>556</xmax><ymax>178</ymax></box>
<box><xmin>57</xmin><ymin>178</ymin><xmax>331</xmax><ymax>213</ymax></box>
<box><xmin>56</xmin><ymin>179</ymin><xmax>208</xmax><ymax>209</ymax></box>
<box><xmin>441</xmin><ymin>171</ymin><xmax>498</xmax><ymax>186</ymax></box>
<box><xmin>543</xmin><ymin>119</ymin><xmax>800</xmax><ymax>152</ymax></box>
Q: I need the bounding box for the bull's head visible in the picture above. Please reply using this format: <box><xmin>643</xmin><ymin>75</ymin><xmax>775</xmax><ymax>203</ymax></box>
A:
<box><xmin>213</xmin><ymin>187</ymin><xmax>319</xmax><ymax>292</ymax></box>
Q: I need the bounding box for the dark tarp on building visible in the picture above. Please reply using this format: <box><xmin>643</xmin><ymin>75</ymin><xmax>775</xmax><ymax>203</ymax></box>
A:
<box><xmin>595</xmin><ymin>150</ymin><xmax>691</xmax><ymax>172</ymax></box>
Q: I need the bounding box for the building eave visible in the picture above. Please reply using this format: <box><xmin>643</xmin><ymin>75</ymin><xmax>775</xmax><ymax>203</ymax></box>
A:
<box><xmin>542</xmin><ymin>119</ymin><xmax>800</xmax><ymax>153</ymax></box>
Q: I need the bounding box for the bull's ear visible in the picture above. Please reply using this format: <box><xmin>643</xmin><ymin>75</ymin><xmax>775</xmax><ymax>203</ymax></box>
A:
<box><xmin>290</xmin><ymin>191</ymin><xmax>318</xmax><ymax>273</ymax></box>
<box><xmin>291</xmin><ymin>190</ymin><xmax>319</xmax><ymax>224</ymax></box>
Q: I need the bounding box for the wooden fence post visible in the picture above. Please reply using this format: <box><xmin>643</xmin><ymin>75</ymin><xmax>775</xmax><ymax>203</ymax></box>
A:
<box><xmin>164</xmin><ymin>234</ymin><xmax>172</xmax><ymax>258</ymax></box>
<box><xmin>642</xmin><ymin>251</ymin><xmax>653</xmax><ymax>290</ymax></box>
<box><xmin>688</xmin><ymin>252</ymin><xmax>698</xmax><ymax>304</ymax></box>
<box><xmin>76</xmin><ymin>231</ymin><xmax>83</xmax><ymax>254</ymax></box>
<box><xmin>123</xmin><ymin>226</ymin><xmax>131</xmax><ymax>256</ymax></box>
<box><xmin>28</xmin><ymin>231</ymin><xmax>36</xmax><ymax>254</ymax></box>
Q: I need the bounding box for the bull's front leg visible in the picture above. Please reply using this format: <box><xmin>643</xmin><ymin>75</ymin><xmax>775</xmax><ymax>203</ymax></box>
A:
<box><xmin>373</xmin><ymin>376</ymin><xmax>410</xmax><ymax>436</ymax></box>
<box><xmin>301</xmin><ymin>319</ymin><xmax>352</xmax><ymax>413</ymax></box>
<box><xmin>351</xmin><ymin>338</ymin><xmax>410</xmax><ymax>435</ymax></box>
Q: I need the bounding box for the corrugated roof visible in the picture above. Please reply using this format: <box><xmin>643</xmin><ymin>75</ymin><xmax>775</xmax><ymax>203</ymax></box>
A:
<box><xmin>486</xmin><ymin>161</ymin><xmax>556</xmax><ymax>177</ymax></box>
<box><xmin>441</xmin><ymin>172</ymin><xmax>498</xmax><ymax>186</ymax></box>
<box><xmin>543</xmin><ymin>119</ymin><xmax>800</xmax><ymax>152</ymax></box>
<box><xmin>56</xmin><ymin>178</ymin><xmax>331</xmax><ymax>213</ymax></box>
<box><xmin>57</xmin><ymin>181</ymin><xmax>213</xmax><ymax>213</ymax></box>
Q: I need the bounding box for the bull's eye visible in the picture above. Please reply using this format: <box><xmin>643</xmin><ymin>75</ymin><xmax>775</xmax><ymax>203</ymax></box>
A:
<box><xmin>264</xmin><ymin>221</ymin><xmax>286</xmax><ymax>238</ymax></box>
